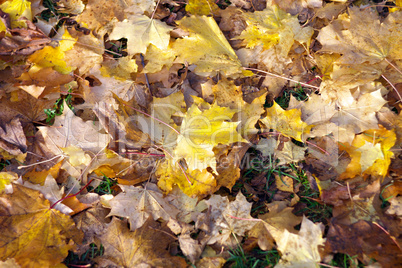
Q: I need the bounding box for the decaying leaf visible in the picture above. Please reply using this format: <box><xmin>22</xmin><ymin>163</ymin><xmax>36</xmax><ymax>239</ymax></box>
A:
<box><xmin>97</xmin><ymin>218</ymin><xmax>187</xmax><ymax>267</ymax></box>
<box><xmin>317</xmin><ymin>7</ymin><xmax>402</xmax><ymax>85</ymax></box>
<box><xmin>0</xmin><ymin>117</ymin><xmax>27</xmax><ymax>157</ymax></box>
<box><xmin>272</xmin><ymin>216</ymin><xmax>325</xmax><ymax>268</ymax></box>
<box><xmin>325</xmin><ymin>220</ymin><xmax>402</xmax><ymax>267</ymax></box>
<box><xmin>0</xmin><ymin>184</ymin><xmax>83</xmax><ymax>267</ymax></box>
<box><xmin>196</xmin><ymin>192</ymin><xmax>257</xmax><ymax>247</ymax></box>
<box><xmin>106</xmin><ymin>183</ymin><xmax>180</xmax><ymax>230</ymax></box>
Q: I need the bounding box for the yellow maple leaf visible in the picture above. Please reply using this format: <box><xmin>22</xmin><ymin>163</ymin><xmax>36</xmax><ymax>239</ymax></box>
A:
<box><xmin>28</xmin><ymin>30</ymin><xmax>77</xmax><ymax>74</ymax></box>
<box><xmin>174</xmin><ymin>99</ymin><xmax>245</xmax><ymax>172</ymax></box>
<box><xmin>339</xmin><ymin>126</ymin><xmax>396</xmax><ymax>180</ymax></box>
<box><xmin>260</xmin><ymin>102</ymin><xmax>312</xmax><ymax>142</ymax></box>
<box><xmin>186</xmin><ymin>0</ymin><xmax>220</xmax><ymax>16</ymax></box>
<box><xmin>0</xmin><ymin>0</ymin><xmax>32</xmax><ymax>31</ymax></box>
<box><xmin>157</xmin><ymin>158</ymin><xmax>216</xmax><ymax>198</ymax></box>
<box><xmin>171</xmin><ymin>15</ymin><xmax>251</xmax><ymax>77</ymax></box>
<box><xmin>269</xmin><ymin>216</ymin><xmax>326</xmax><ymax>267</ymax></box>
<box><xmin>0</xmin><ymin>184</ymin><xmax>83</xmax><ymax>267</ymax></box>
<box><xmin>143</xmin><ymin>44</ymin><xmax>175</xmax><ymax>73</ymax></box>
<box><xmin>0</xmin><ymin>172</ymin><xmax>18</xmax><ymax>193</ymax></box>
<box><xmin>211</xmin><ymin>76</ymin><xmax>267</xmax><ymax>136</ymax></box>
<box><xmin>234</xmin><ymin>5</ymin><xmax>313</xmax><ymax>56</ymax></box>
<box><xmin>100</xmin><ymin>56</ymin><xmax>138</xmax><ymax>80</ymax></box>
<box><xmin>317</xmin><ymin>7</ymin><xmax>402</xmax><ymax>85</ymax></box>
<box><xmin>155</xmin><ymin>97</ymin><xmax>246</xmax><ymax>197</ymax></box>
<box><xmin>109</xmin><ymin>14</ymin><xmax>173</xmax><ymax>55</ymax></box>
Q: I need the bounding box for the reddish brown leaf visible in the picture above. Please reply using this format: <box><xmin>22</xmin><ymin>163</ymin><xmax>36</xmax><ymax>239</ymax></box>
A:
<box><xmin>325</xmin><ymin>220</ymin><xmax>402</xmax><ymax>267</ymax></box>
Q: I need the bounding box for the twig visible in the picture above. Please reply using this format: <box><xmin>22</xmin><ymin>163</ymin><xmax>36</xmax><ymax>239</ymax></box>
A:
<box><xmin>244</xmin><ymin>67</ymin><xmax>320</xmax><ymax>90</ymax></box>
<box><xmin>50</xmin><ymin>178</ymin><xmax>94</xmax><ymax>209</ymax></box>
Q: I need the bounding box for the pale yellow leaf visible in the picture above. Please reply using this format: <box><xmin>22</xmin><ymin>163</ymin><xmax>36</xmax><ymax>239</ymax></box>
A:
<box><xmin>109</xmin><ymin>15</ymin><xmax>173</xmax><ymax>55</ymax></box>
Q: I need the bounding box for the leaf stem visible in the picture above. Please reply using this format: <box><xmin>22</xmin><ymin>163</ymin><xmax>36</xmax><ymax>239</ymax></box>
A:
<box><xmin>382</xmin><ymin>74</ymin><xmax>402</xmax><ymax>103</ymax></box>
<box><xmin>50</xmin><ymin>178</ymin><xmax>94</xmax><ymax>209</ymax></box>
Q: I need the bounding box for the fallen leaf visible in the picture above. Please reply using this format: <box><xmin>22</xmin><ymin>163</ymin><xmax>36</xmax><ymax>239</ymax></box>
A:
<box><xmin>37</xmin><ymin>103</ymin><xmax>110</xmax><ymax>155</ymax></box>
<box><xmin>249</xmin><ymin>201</ymin><xmax>302</xmax><ymax>250</ymax></box>
<box><xmin>100</xmin><ymin>56</ymin><xmax>138</xmax><ymax>80</ymax></box>
<box><xmin>77</xmin><ymin>0</ymin><xmax>155</xmax><ymax>32</ymax></box>
<box><xmin>271</xmin><ymin>216</ymin><xmax>325</xmax><ymax>268</ymax></box>
<box><xmin>0</xmin><ymin>117</ymin><xmax>27</xmax><ymax>157</ymax></box>
<box><xmin>174</xmin><ymin>99</ymin><xmax>245</xmax><ymax>172</ymax></box>
<box><xmin>142</xmin><ymin>44</ymin><xmax>175</xmax><ymax>73</ymax></box>
<box><xmin>275</xmin><ymin>174</ymin><xmax>294</xmax><ymax>192</ymax></box>
<box><xmin>167</xmin><ymin>218</ymin><xmax>205</xmax><ymax>264</ymax></box>
<box><xmin>186</xmin><ymin>0</ymin><xmax>220</xmax><ymax>16</ymax></box>
<box><xmin>73</xmin><ymin>202</ymin><xmax>110</xmax><ymax>255</ymax></box>
<box><xmin>0</xmin><ymin>184</ymin><xmax>83</xmax><ymax>267</ymax></box>
<box><xmin>166</xmin><ymin>186</ymin><xmax>208</xmax><ymax>223</ymax></box>
<box><xmin>22</xmin><ymin>161</ymin><xmax>62</xmax><ymax>185</ymax></box>
<box><xmin>339</xmin><ymin>126</ymin><xmax>396</xmax><ymax>179</ymax></box>
<box><xmin>97</xmin><ymin>218</ymin><xmax>187</xmax><ymax>267</ymax></box>
<box><xmin>261</xmin><ymin>102</ymin><xmax>311</xmax><ymax>142</ymax></box>
<box><xmin>106</xmin><ymin>183</ymin><xmax>180</xmax><ymax>230</ymax></box>
<box><xmin>0</xmin><ymin>0</ymin><xmax>32</xmax><ymax>30</ymax></box>
<box><xmin>18</xmin><ymin>176</ymin><xmax>73</xmax><ymax>214</ymax></box>
<box><xmin>386</xmin><ymin>196</ymin><xmax>402</xmax><ymax>217</ymax></box>
<box><xmin>325</xmin><ymin>220</ymin><xmax>402</xmax><ymax>267</ymax></box>
<box><xmin>330</xmin><ymin>89</ymin><xmax>387</xmax><ymax>134</ymax></box>
<box><xmin>196</xmin><ymin>192</ymin><xmax>257</xmax><ymax>247</ymax></box>
<box><xmin>234</xmin><ymin>4</ymin><xmax>313</xmax><ymax>55</ymax></box>
<box><xmin>157</xmin><ymin>158</ymin><xmax>216</xmax><ymax>198</ymax></box>
<box><xmin>275</xmin><ymin>140</ymin><xmax>306</xmax><ymax>165</ymax></box>
<box><xmin>28</xmin><ymin>30</ymin><xmax>77</xmax><ymax>74</ymax></box>
<box><xmin>317</xmin><ymin>7</ymin><xmax>402</xmax><ymax>85</ymax></box>
<box><xmin>109</xmin><ymin>14</ymin><xmax>173</xmax><ymax>55</ymax></box>
<box><xmin>0</xmin><ymin>172</ymin><xmax>18</xmax><ymax>193</ymax></box>
<box><xmin>171</xmin><ymin>15</ymin><xmax>249</xmax><ymax>77</ymax></box>
<box><xmin>0</xmin><ymin>15</ymin><xmax>50</xmax><ymax>56</ymax></box>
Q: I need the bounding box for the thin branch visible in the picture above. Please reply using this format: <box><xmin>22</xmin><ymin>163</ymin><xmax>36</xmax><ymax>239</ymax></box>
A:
<box><xmin>244</xmin><ymin>67</ymin><xmax>320</xmax><ymax>90</ymax></box>
<box><xmin>382</xmin><ymin>74</ymin><xmax>402</xmax><ymax>103</ymax></box>
<box><xmin>18</xmin><ymin>155</ymin><xmax>64</xmax><ymax>169</ymax></box>
<box><xmin>50</xmin><ymin>178</ymin><xmax>94</xmax><ymax>209</ymax></box>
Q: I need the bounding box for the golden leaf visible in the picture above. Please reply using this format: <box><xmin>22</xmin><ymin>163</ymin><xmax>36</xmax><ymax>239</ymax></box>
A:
<box><xmin>261</xmin><ymin>102</ymin><xmax>311</xmax><ymax>142</ymax></box>
<box><xmin>0</xmin><ymin>184</ymin><xmax>83</xmax><ymax>267</ymax></box>
<box><xmin>97</xmin><ymin>218</ymin><xmax>187</xmax><ymax>267</ymax></box>
<box><xmin>171</xmin><ymin>15</ymin><xmax>249</xmax><ymax>77</ymax></box>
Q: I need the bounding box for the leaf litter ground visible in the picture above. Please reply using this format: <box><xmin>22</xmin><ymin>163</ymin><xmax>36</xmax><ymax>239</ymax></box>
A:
<box><xmin>0</xmin><ymin>0</ymin><xmax>401</xmax><ymax>267</ymax></box>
